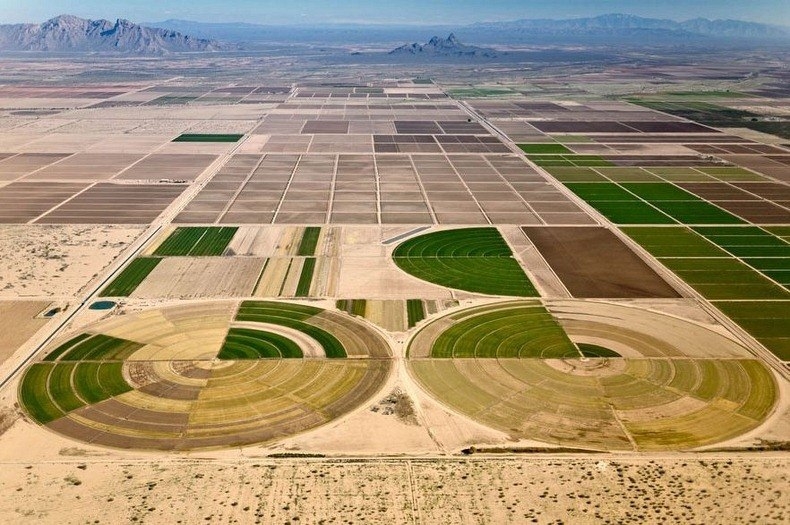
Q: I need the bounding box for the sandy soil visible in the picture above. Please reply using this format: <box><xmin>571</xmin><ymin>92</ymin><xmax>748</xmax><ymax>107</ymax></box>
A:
<box><xmin>0</xmin><ymin>455</ymin><xmax>785</xmax><ymax>524</ymax></box>
<box><xmin>131</xmin><ymin>257</ymin><xmax>265</xmax><ymax>299</ymax></box>
<box><xmin>0</xmin><ymin>225</ymin><xmax>142</xmax><ymax>298</ymax></box>
<box><xmin>0</xmin><ymin>301</ymin><xmax>51</xmax><ymax>366</ymax></box>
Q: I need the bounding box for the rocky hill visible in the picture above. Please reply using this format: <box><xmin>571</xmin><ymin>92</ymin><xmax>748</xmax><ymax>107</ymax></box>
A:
<box><xmin>0</xmin><ymin>15</ymin><xmax>226</xmax><ymax>54</ymax></box>
<box><xmin>389</xmin><ymin>34</ymin><xmax>497</xmax><ymax>58</ymax></box>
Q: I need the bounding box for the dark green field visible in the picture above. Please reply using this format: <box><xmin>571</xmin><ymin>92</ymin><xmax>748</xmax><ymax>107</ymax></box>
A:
<box><xmin>218</xmin><ymin>328</ymin><xmax>303</xmax><ymax>359</ymax></box>
<box><xmin>153</xmin><ymin>227</ymin><xmax>238</xmax><ymax>256</ymax></box>
<box><xmin>426</xmin><ymin>304</ymin><xmax>577</xmax><ymax>358</ymax></box>
<box><xmin>297</xmin><ymin>227</ymin><xmax>321</xmax><ymax>256</ymax></box>
<box><xmin>406</xmin><ymin>299</ymin><xmax>426</xmax><ymax>328</ymax></box>
<box><xmin>713</xmin><ymin>301</ymin><xmax>790</xmax><ymax>361</ymax></box>
<box><xmin>577</xmin><ymin>343</ymin><xmax>622</xmax><ymax>358</ymax></box>
<box><xmin>518</xmin><ymin>143</ymin><xmax>572</xmax><ymax>154</ymax></box>
<box><xmin>99</xmin><ymin>257</ymin><xmax>161</xmax><ymax>297</ymax></box>
<box><xmin>172</xmin><ymin>134</ymin><xmax>244</xmax><ymax>142</ymax></box>
<box><xmin>19</xmin><ymin>361</ymin><xmax>133</xmax><ymax>424</ymax></box>
<box><xmin>626</xmin><ymin>99</ymin><xmax>790</xmax><ymax>140</ymax></box>
<box><xmin>236</xmin><ymin>301</ymin><xmax>346</xmax><ymax>358</ymax></box>
<box><xmin>49</xmin><ymin>334</ymin><xmax>144</xmax><ymax>361</ymax></box>
<box><xmin>295</xmin><ymin>258</ymin><xmax>316</xmax><ymax>297</ymax></box>
<box><xmin>393</xmin><ymin>228</ymin><xmax>538</xmax><ymax>297</ymax></box>
<box><xmin>624</xmin><ymin>227</ymin><xmax>789</xmax><ymax>301</ymax></box>
<box><xmin>566</xmin><ymin>182</ymin><xmax>744</xmax><ymax>225</ymax></box>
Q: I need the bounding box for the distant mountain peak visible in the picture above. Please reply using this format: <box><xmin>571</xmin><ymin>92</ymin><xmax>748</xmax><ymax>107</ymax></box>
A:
<box><xmin>0</xmin><ymin>14</ymin><xmax>230</xmax><ymax>54</ymax></box>
<box><xmin>389</xmin><ymin>33</ymin><xmax>498</xmax><ymax>58</ymax></box>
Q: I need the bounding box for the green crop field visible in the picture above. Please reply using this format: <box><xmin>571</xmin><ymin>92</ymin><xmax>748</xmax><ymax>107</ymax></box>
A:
<box><xmin>19</xmin><ymin>364</ymin><xmax>64</xmax><ymax>424</ymax></box>
<box><xmin>336</xmin><ymin>299</ymin><xmax>367</xmax><ymax>317</ymax></box>
<box><xmin>153</xmin><ymin>227</ymin><xmax>238</xmax><ymax>256</ymax></box>
<box><xmin>624</xmin><ymin>227</ymin><xmax>790</xmax><ymax>300</ymax></box>
<box><xmin>566</xmin><ymin>181</ymin><xmax>744</xmax><ymax>225</ymax></box>
<box><xmin>295</xmin><ymin>257</ymin><xmax>316</xmax><ymax>297</ymax></box>
<box><xmin>43</xmin><ymin>333</ymin><xmax>92</xmax><ymax>361</ymax></box>
<box><xmin>218</xmin><ymin>328</ymin><xmax>303</xmax><ymax>359</ymax></box>
<box><xmin>236</xmin><ymin>301</ymin><xmax>347</xmax><ymax>358</ymax></box>
<box><xmin>172</xmin><ymin>133</ymin><xmax>243</xmax><ymax>142</ymax></box>
<box><xmin>585</xmin><ymin>201</ymin><xmax>677</xmax><ymax>224</ymax></box>
<box><xmin>297</xmin><ymin>227</ymin><xmax>321</xmax><ymax>256</ymax></box>
<box><xmin>713</xmin><ymin>301</ymin><xmax>790</xmax><ymax>361</ymax></box>
<box><xmin>99</xmin><ymin>257</ymin><xmax>161</xmax><ymax>297</ymax></box>
<box><xmin>518</xmin><ymin>143</ymin><xmax>572</xmax><ymax>154</ymax></box>
<box><xmin>53</xmin><ymin>334</ymin><xmax>144</xmax><ymax>361</ymax></box>
<box><xmin>19</xmin><ymin>361</ymin><xmax>132</xmax><ymax>425</ymax></box>
<box><xmin>393</xmin><ymin>228</ymin><xmax>538</xmax><ymax>297</ymax></box>
<box><xmin>406</xmin><ymin>299</ymin><xmax>426</xmax><ymax>328</ymax></box>
<box><xmin>71</xmin><ymin>362</ymin><xmax>132</xmax><ymax>404</ymax></box>
<box><xmin>621</xmin><ymin>227</ymin><xmax>729</xmax><ymax>257</ymax></box>
<box><xmin>544</xmin><ymin>167</ymin><xmax>608</xmax><ymax>182</ymax></box>
<box><xmin>577</xmin><ymin>343</ymin><xmax>621</xmax><ymax>358</ymax></box>
<box><xmin>408</xmin><ymin>301</ymin><xmax>577</xmax><ymax>359</ymax></box>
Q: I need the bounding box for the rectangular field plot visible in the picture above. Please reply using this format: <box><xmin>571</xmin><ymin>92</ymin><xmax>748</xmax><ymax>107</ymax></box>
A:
<box><xmin>99</xmin><ymin>257</ymin><xmax>161</xmax><ymax>297</ymax></box>
<box><xmin>624</xmin><ymin>227</ymin><xmax>790</xmax><ymax>301</ymax></box>
<box><xmin>175</xmin><ymin>152</ymin><xmax>582</xmax><ymax>226</ymax></box>
<box><xmin>713</xmin><ymin>301</ymin><xmax>790</xmax><ymax>361</ymax></box>
<box><xmin>0</xmin><ymin>181</ymin><xmax>89</xmax><ymax>223</ymax></box>
<box><xmin>115</xmin><ymin>154</ymin><xmax>218</xmax><ymax>181</ymax></box>
<box><xmin>23</xmin><ymin>153</ymin><xmax>144</xmax><ymax>181</ymax></box>
<box><xmin>565</xmin><ymin>180</ymin><xmax>749</xmax><ymax>225</ymax></box>
<box><xmin>0</xmin><ymin>153</ymin><xmax>71</xmax><ymax>181</ymax></box>
<box><xmin>523</xmin><ymin>227</ymin><xmax>679</xmax><ymax>298</ymax></box>
<box><xmin>172</xmin><ymin>134</ymin><xmax>243</xmax><ymax>143</ymax></box>
<box><xmin>35</xmin><ymin>183</ymin><xmax>187</xmax><ymax>224</ymax></box>
<box><xmin>130</xmin><ymin>257</ymin><xmax>266</xmax><ymax>298</ymax></box>
<box><xmin>152</xmin><ymin>227</ymin><xmax>238</xmax><ymax>256</ymax></box>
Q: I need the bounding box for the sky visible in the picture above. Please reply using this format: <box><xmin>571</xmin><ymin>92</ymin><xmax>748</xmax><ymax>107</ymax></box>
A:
<box><xmin>0</xmin><ymin>0</ymin><xmax>788</xmax><ymax>26</ymax></box>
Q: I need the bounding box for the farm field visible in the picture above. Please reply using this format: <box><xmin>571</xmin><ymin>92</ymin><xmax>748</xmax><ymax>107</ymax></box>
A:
<box><xmin>152</xmin><ymin>226</ymin><xmax>238</xmax><ymax>256</ymax></box>
<box><xmin>408</xmin><ymin>300</ymin><xmax>778</xmax><ymax>450</ymax></box>
<box><xmin>17</xmin><ymin>301</ymin><xmax>392</xmax><ymax>450</ymax></box>
<box><xmin>392</xmin><ymin>228</ymin><xmax>539</xmax><ymax>296</ymax></box>
<box><xmin>172</xmin><ymin>133</ymin><xmax>244</xmax><ymax>142</ymax></box>
<box><xmin>521</xmin><ymin>226</ymin><xmax>679</xmax><ymax>298</ymax></box>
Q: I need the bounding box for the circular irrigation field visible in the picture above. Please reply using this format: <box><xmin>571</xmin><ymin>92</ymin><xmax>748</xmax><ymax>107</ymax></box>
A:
<box><xmin>407</xmin><ymin>300</ymin><xmax>778</xmax><ymax>451</ymax></box>
<box><xmin>392</xmin><ymin>227</ymin><xmax>538</xmax><ymax>297</ymax></box>
<box><xmin>19</xmin><ymin>301</ymin><xmax>392</xmax><ymax>451</ymax></box>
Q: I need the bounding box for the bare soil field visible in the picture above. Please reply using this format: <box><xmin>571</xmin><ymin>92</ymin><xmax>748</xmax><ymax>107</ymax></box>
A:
<box><xmin>0</xmin><ymin>225</ymin><xmax>141</xmax><ymax>297</ymax></box>
<box><xmin>523</xmin><ymin>226</ymin><xmax>681</xmax><ymax>298</ymax></box>
<box><xmin>131</xmin><ymin>257</ymin><xmax>265</xmax><ymax>298</ymax></box>
<box><xmin>0</xmin><ymin>301</ymin><xmax>50</xmax><ymax>365</ymax></box>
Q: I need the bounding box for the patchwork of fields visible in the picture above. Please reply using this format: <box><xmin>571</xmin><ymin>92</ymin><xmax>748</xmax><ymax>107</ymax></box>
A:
<box><xmin>0</xmin><ymin>80</ymin><xmax>787</xmax><ymax>461</ymax></box>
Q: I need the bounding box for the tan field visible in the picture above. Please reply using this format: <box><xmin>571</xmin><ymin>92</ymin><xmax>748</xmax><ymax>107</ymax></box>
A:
<box><xmin>0</xmin><ymin>301</ymin><xmax>51</xmax><ymax>366</ymax></box>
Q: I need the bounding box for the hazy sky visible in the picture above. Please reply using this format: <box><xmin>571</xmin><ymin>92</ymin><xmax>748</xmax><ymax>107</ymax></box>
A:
<box><xmin>1</xmin><ymin>0</ymin><xmax>788</xmax><ymax>26</ymax></box>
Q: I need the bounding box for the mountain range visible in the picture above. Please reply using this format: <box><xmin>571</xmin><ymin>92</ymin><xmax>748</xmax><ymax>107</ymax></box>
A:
<box><xmin>0</xmin><ymin>15</ymin><xmax>225</xmax><ymax>54</ymax></box>
<box><xmin>0</xmin><ymin>13</ymin><xmax>787</xmax><ymax>55</ymax></box>
<box><xmin>467</xmin><ymin>14</ymin><xmax>789</xmax><ymax>41</ymax></box>
<box><xmin>148</xmin><ymin>14</ymin><xmax>790</xmax><ymax>45</ymax></box>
